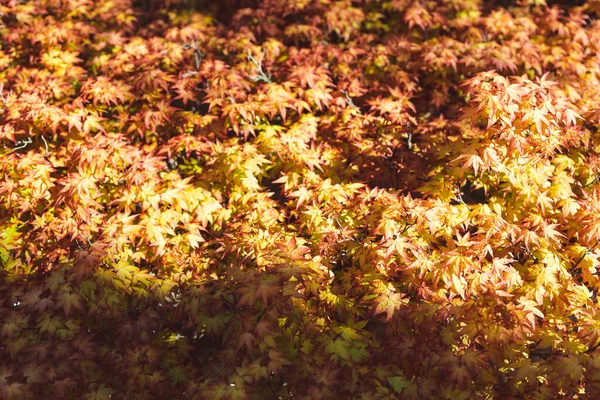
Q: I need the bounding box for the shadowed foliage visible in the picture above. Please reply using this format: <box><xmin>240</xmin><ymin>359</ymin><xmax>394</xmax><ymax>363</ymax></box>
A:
<box><xmin>2</xmin><ymin>0</ymin><xmax>600</xmax><ymax>398</ymax></box>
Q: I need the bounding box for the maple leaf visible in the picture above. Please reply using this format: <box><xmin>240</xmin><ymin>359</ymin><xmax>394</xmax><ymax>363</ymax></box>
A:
<box><xmin>57</xmin><ymin>289</ymin><xmax>84</xmax><ymax>317</ymax></box>
<box><xmin>540</xmin><ymin>223</ymin><xmax>565</xmax><ymax>244</ymax></box>
<box><xmin>405</xmin><ymin>5</ymin><xmax>433</xmax><ymax>30</ymax></box>
<box><xmin>304</xmin><ymin>85</ymin><xmax>333</xmax><ymax>111</ymax></box>
<box><xmin>41</xmin><ymin>48</ymin><xmax>82</xmax><ymax>72</ymax></box>
<box><xmin>33</xmin><ymin>296</ymin><xmax>56</xmax><ymax>313</ymax></box>
<box><xmin>289</xmin><ymin>65</ymin><xmax>332</xmax><ymax>89</ymax></box>
<box><xmin>20</xmin><ymin>286</ymin><xmax>43</xmax><ymax>309</ymax></box>
<box><xmin>143</xmin><ymin>100</ymin><xmax>178</xmax><ymax>129</ymax></box>
<box><xmin>289</xmin><ymin>187</ymin><xmax>312</xmax><ymax>210</ymax></box>
<box><xmin>87</xmin><ymin>384</ymin><xmax>116</xmax><ymax>400</ymax></box>
<box><xmin>387</xmin><ymin>376</ymin><xmax>410</xmax><ymax>394</ymax></box>
<box><xmin>326</xmin><ymin>338</ymin><xmax>351</xmax><ymax>362</ymax></box>
<box><xmin>185</xmin><ymin>231</ymin><xmax>205</xmax><ymax>249</ymax></box>
<box><xmin>513</xmin><ymin>358</ymin><xmax>535</xmax><ymax>383</ymax></box>
<box><xmin>52</xmin><ymin>377</ymin><xmax>77</xmax><ymax>397</ymax></box>
<box><xmin>268</xmin><ymin>349</ymin><xmax>292</xmax><ymax>374</ymax></box>
<box><xmin>45</xmin><ymin>270</ymin><xmax>66</xmax><ymax>293</ymax></box>
<box><xmin>384</xmin><ymin>235</ymin><xmax>412</xmax><ymax>260</ymax></box>
<box><xmin>448</xmin><ymin>365</ymin><xmax>472</xmax><ymax>386</ymax></box>
<box><xmin>0</xmin><ymin>123</ymin><xmax>17</xmax><ymax>142</ymax></box>
<box><xmin>37</xmin><ymin>314</ymin><xmax>61</xmax><ymax>336</ymax></box>
<box><xmin>244</xmin><ymin>359</ymin><xmax>269</xmax><ymax>382</ymax></box>
<box><xmin>1</xmin><ymin>382</ymin><xmax>25</xmax><ymax>399</ymax></box>
<box><xmin>81</xmin><ymin>76</ymin><xmax>133</xmax><ymax>106</ymax></box>
<box><xmin>557</xmin><ymin>356</ymin><xmax>584</xmax><ymax>379</ymax></box>
<box><xmin>82</xmin><ymin>111</ymin><xmax>107</xmax><ymax>134</ymax></box>
<box><xmin>255</xmin><ymin>275</ymin><xmax>280</xmax><ymax>305</ymax></box>
<box><xmin>518</xmin><ymin>298</ymin><xmax>545</xmax><ymax>330</ymax></box>
<box><xmin>237</xmin><ymin>332</ymin><xmax>255</xmax><ymax>351</ymax></box>
<box><xmin>64</xmin><ymin>109</ymin><xmax>84</xmax><ymax>132</ymax></box>
<box><xmin>1</xmin><ymin>314</ymin><xmax>25</xmax><ymax>338</ymax></box>
<box><xmin>372</xmin><ymin>289</ymin><xmax>407</xmax><ymax>321</ymax></box>
<box><xmin>562</xmin><ymin>108</ymin><xmax>581</xmax><ymax>126</ymax></box>
<box><xmin>23</xmin><ymin>364</ymin><xmax>45</xmax><ymax>385</ymax></box>
<box><xmin>451</xmin><ymin>274</ymin><xmax>467</xmax><ymax>299</ymax></box>
<box><xmin>173</xmin><ymin>78</ymin><xmax>200</xmax><ymax>105</ymax></box>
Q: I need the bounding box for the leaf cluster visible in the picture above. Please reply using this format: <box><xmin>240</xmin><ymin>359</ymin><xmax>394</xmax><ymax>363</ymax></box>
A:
<box><xmin>2</xmin><ymin>0</ymin><xmax>600</xmax><ymax>399</ymax></box>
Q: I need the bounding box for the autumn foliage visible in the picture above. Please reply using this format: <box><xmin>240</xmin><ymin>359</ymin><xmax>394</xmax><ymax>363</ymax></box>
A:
<box><xmin>2</xmin><ymin>0</ymin><xmax>600</xmax><ymax>398</ymax></box>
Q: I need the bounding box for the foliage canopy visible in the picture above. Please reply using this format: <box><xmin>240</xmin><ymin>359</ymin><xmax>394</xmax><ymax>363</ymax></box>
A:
<box><xmin>2</xmin><ymin>0</ymin><xmax>600</xmax><ymax>398</ymax></box>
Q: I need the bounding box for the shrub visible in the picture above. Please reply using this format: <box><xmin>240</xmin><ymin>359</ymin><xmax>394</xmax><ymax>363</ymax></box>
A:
<box><xmin>1</xmin><ymin>0</ymin><xmax>600</xmax><ymax>398</ymax></box>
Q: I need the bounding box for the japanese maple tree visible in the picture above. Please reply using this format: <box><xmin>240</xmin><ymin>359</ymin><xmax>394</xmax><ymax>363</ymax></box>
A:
<box><xmin>1</xmin><ymin>0</ymin><xmax>600</xmax><ymax>398</ymax></box>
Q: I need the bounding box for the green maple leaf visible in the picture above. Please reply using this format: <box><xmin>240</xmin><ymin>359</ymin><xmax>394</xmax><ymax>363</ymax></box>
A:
<box><xmin>58</xmin><ymin>290</ymin><xmax>84</xmax><ymax>317</ymax></box>
<box><xmin>387</xmin><ymin>376</ymin><xmax>410</xmax><ymax>394</ymax></box>
<box><xmin>167</xmin><ymin>366</ymin><xmax>186</xmax><ymax>385</ymax></box>
<box><xmin>87</xmin><ymin>384</ymin><xmax>116</xmax><ymax>400</ymax></box>
<box><xmin>37</xmin><ymin>314</ymin><xmax>61</xmax><ymax>336</ymax></box>
<box><xmin>347</xmin><ymin>346</ymin><xmax>368</xmax><ymax>362</ymax></box>
<box><xmin>326</xmin><ymin>338</ymin><xmax>351</xmax><ymax>361</ymax></box>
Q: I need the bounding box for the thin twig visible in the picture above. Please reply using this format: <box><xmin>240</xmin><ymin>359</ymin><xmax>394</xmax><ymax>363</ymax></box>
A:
<box><xmin>182</xmin><ymin>70</ymin><xmax>198</xmax><ymax>78</ymax></box>
<box><xmin>181</xmin><ymin>40</ymin><xmax>204</xmax><ymax>78</ymax></box>
<box><xmin>247</xmin><ymin>49</ymin><xmax>272</xmax><ymax>83</ymax></box>
<box><xmin>40</xmin><ymin>135</ymin><xmax>49</xmax><ymax>156</ymax></box>
<box><xmin>333</xmin><ymin>215</ymin><xmax>344</xmax><ymax>230</ymax></box>
<box><xmin>455</xmin><ymin>189</ymin><xmax>466</xmax><ymax>205</ymax></box>
<box><xmin>341</xmin><ymin>89</ymin><xmax>360</xmax><ymax>113</ymax></box>
<box><xmin>12</xmin><ymin>137</ymin><xmax>32</xmax><ymax>152</ymax></box>
<box><xmin>583</xmin><ymin>175</ymin><xmax>600</xmax><ymax>188</ymax></box>
<box><xmin>0</xmin><ymin>83</ymin><xmax>7</xmax><ymax>111</ymax></box>
<box><xmin>573</xmin><ymin>239</ymin><xmax>600</xmax><ymax>269</ymax></box>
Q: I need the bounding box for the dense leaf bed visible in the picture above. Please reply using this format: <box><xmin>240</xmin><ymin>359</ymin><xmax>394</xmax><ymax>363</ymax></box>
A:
<box><xmin>2</xmin><ymin>0</ymin><xmax>600</xmax><ymax>398</ymax></box>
